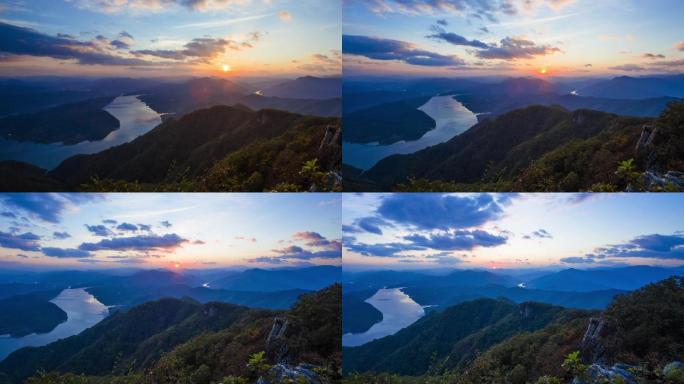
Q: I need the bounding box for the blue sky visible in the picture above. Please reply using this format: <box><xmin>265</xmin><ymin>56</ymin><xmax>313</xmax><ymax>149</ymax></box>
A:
<box><xmin>343</xmin><ymin>0</ymin><xmax>684</xmax><ymax>77</ymax></box>
<box><xmin>0</xmin><ymin>0</ymin><xmax>341</xmax><ymax>77</ymax></box>
<box><xmin>0</xmin><ymin>193</ymin><xmax>341</xmax><ymax>270</ymax></box>
<box><xmin>343</xmin><ymin>193</ymin><xmax>684</xmax><ymax>270</ymax></box>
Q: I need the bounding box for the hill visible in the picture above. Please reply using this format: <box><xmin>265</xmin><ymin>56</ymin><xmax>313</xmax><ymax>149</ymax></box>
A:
<box><xmin>0</xmin><ymin>285</ymin><xmax>341</xmax><ymax>384</ymax></box>
<box><xmin>0</xmin><ymin>97</ymin><xmax>119</xmax><ymax>144</ymax></box>
<box><xmin>343</xmin><ymin>97</ymin><xmax>435</xmax><ymax>144</ymax></box>
<box><xmin>0</xmin><ymin>290</ymin><xmax>66</xmax><ymax>337</ymax></box>
<box><xmin>356</xmin><ymin>101</ymin><xmax>684</xmax><ymax>192</ymax></box>
<box><xmin>343</xmin><ymin>298</ymin><xmax>584</xmax><ymax>376</ymax></box>
<box><xmin>580</xmin><ymin>75</ymin><xmax>684</xmax><ymax>100</ymax></box>
<box><xmin>263</xmin><ymin>76</ymin><xmax>341</xmax><ymax>100</ymax></box>
<box><xmin>210</xmin><ymin>266</ymin><xmax>341</xmax><ymax>292</ymax></box>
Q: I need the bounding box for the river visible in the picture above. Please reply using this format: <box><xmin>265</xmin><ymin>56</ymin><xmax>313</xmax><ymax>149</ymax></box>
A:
<box><xmin>0</xmin><ymin>288</ymin><xmax>109</xmax><ymax>361</ymax></box>
<box><xmin>0</xmin><ymin>95</ymin><xmax>162</xmax><ymax>170</ymax></box>
<box><xmin>343</xmin><ymin>288</ymin><xmax>425</xmax><ymax>347</ymax></box>
<box><xmin>342</xmin><ymin>95</ymin><xmax>478</xmax><ymax>170</ymax></box>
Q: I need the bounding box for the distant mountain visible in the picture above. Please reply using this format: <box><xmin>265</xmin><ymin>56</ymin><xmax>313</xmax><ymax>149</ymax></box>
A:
<box><xmin>527</xmin><ymin>266</ymin><xmax>684</xmax><ymax>292</ymax></box>
<box><xmin>0</xmin><ymin>105</ymin><xmax>341</xmax><ymax>191</ymax></box>
<box><xmin>262</xmin><ymin>76</ymin><xmax>341</xmax><ymax>100</ymax></box>
<box><xmin>343</xmin><ymin>298</ymin><xmax>582</xmax><ymax>376</ymax></box>
<box><xmin>355</xmin><ymin>101</ymin><xmax>684</xmax><ymax>192</ymax></box>
<box><xmin>0</xmin><ymin>96</ymin><xmax>119</xmax><ymax>144</ymax></box>
<box><xmin>465</xmin><ymin>77</ymin><xmax>563</xmax><ymax>96</ymax></box>
<box><xmin>0</xmin><ymin>290</ymin><xmax>66</xmax><ymax>337</ymax></box>
<box><xmin>137</xmin><ymin>77</ymin><xmax>340</xmax><ymax>118</ymax></box>
<box><xmin>240</xmin><ymin>93</ymin><xmax>341</xmax><ymax>117</ymax></box>
<box><xmin>342</xmin><ymin>289</ymin><xmax>383</xmax><ymax>334</ymax></box>
<box><xmin>344</xmin><ymin>269</ymin><xmax>515</xmax><ymax>293</ymax></box>
<box><xmin>343</xmin><ymin>97</ymin><xmax>435</xmax><ymax>144</ymax></box>
<box><xmin>580</xmin><ymin>75</ymin><xmax>684</xmax><ymax>100</ymax></box>
<box><xmin>211</xmin><ymin>266</ymin><xmax>341</xmax><ymax>292</ymax></box>
<box><xmin>137</xmin><ymin>77</ymin><xmax>251</xmax><ymax>116</ymax></box>
<box><xmin>0</xmin><ymin>285</ymin><xmax>341</xmax><ymax>384</ymax></box>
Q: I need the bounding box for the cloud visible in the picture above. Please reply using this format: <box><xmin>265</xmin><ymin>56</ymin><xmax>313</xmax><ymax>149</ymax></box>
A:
<box><xmin>354</xmin><ymin>216</ymin><xmax>393</xmax><ymax>235</ymax></box>
<box><xmin>133</xmin><ymin>37</ymin><xmax>236</xmax><ymax>62</ymax></box>
<box><xmin>85</xmin><ymin>224</ymin><xmax>113</xmax><ymax>237</ymax></box>
<box><xmin>609</xmin><ymin>64</ymin><xmax>646</xmax><ymax>72</ymax></box>
<box><xmin>676</xmin><ymin>42</ymin><xmax>684</xmax><ymax>51</ymax></box>
<box><xmin>0</xmin><ymin>230</ymin><xmax>41</xmax><ymax>251</ymax></box>
<box><xmin>53</xmin><ymin>231</ymin><xmax>71</xmax><ymax>240</ymax></box>
<box><xmin>530</xmin><ymin>229</ymin><xmax>552</xmax><ymax>239</ymax></box>
<box><xmin>358</xmin><ymin>0</ymin><xmax>518</xmax><ymax>22</ymax></box>
<box><xmin>277</xmin><ymin>10</ymin><xmax>292</xmax><ymax>21</ymax></box>
<box><xmin>138</xmin><ymin>224</ymin><xmax>152</xmax><ymax>231</ymax></box>
<box><xmin>103</xmin><ymin>219</ymin><xmax>118</xmax><ymax>225</ymax></box>
<box><xmin>41</xmin><ymin>247</ymin><xmax>92</xmax><ymax>258</ymax></box>
<box><xmin>235</xmin><ymin>236</ymin><xmax>257</xmax><ymax>242</ymax></box>
<box><xmin>642</xmin><ymin>53</ymin><xmax>665</xmax><ymax>60</ymax></box>
<box><xmin>1</xmin><ymin>212</ymin><xmax>16</xmax><ymax>218</ymax></box>
<box><xmin>560</xmin><ymin>256</ymin><xmax>593</xmax><ymax>264</ymax></box>
<box><xmin>292</xmin><ymin>231</ymin><xmax>337</xmax><ymax>248</ymax></box>
<box><xmin>582</xmin><ymin>233</ymin><xmax>684</xmax><ymax>261</ymax></box>
<box><xmin>345</xmin><ymin>241</ymin><xmax>425</xmax><ymax>257</ymax></box>
<box><xmin>116</xmin><ymin>222</ymin><xmax>138</xmax><ymax>231</ymax></box>
<box><xmin>404</xmin><ymin>229</ymin><xmax>507</xmax><ymax>250</ymax></box>
<box><xmin>436</xmin><ymin>19</ymin><xmax>449</xmax><ymax>26</ymax></box>
<box><xmin>79</xmin><ymin>233</ymin><xmax>187</xmax><ymax>252</ymax></box>
<box><xmin>0</xmin><ymin>22</ymin><xmax>153</xmax><ymax>66</ymax></box>
<box><xmin>160</xmin><ymin>220</ymin><xmax>172</xmax><ymax>228</ymax></box>
<box><xmin>427</xmin><ymin>25</ymin><xmax>490</xmax><ymax>48</ymax></box>
<box><xmin>343</xmin><ymin>34</ymin><xmax>464</xmax><ymax>67</ymax></box>
<box><xmin>376</xmin><ymin>193</ymin><xmax>506</xmax><ymax>230</ymax></box>
<box><xmin>0</xmin><ymin>193</ymin><xmax>98</xmax><ymax>223</ymax></box>
<box><xmin>67</xmin><ymin>0</ymin><xmax>257</xmax><ymax>13</ymax></box>
<box><xmin>474</xmin><ymin>36</ymin><xmax>561</xmax><ymax>60</ymax></box>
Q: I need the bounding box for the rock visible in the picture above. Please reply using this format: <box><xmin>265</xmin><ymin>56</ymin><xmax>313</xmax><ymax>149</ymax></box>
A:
<box><xmin>257</xmin><ymin>363</ymin><xmax>322</xmax><ymax>384</ymax></box>
<box><xmin>318</xmin><ymin>124</ymin><xmax>340</xmax><ymax>153</ymax></box>
<box><xmin>265</xmin><ymin>316</ymin><xmax>290</xmax><ymax>363</ymax></box>
<box><xmin>635</xmin><ymin>124</ymin><xmax>657</xmax><ymax>152</ymax></box>
<box><xmin>584</xmin><ymin>363</ymin><xmax>637</xmax><ymax>384</ymax></box>
<box><xmin>642</xmin><ymin>170</ymin><xmax>684</xmax><ymax>191</ymax></box>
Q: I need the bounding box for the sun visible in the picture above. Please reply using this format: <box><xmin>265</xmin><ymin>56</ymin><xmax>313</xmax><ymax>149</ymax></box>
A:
<box><xmin>539</xmin><ymin>67</ymin><xmax>548</xmax><ymax>75</ymax></box>
<box><xmin>222</xmin><ymin>64</ymin><xmax>231</xmax><ymax>72</ymax></box>
<box><xmin>173</xmin><ymin>263</ymin><xmax>181</xmax><ymax>269</ymax></box>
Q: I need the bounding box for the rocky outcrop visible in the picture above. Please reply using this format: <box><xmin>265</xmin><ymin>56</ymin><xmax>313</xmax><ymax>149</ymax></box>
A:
<box><xmin>580</xmin><ymin>317</ymin><xmax>610</xmax><ymax>364</ymax></box>
<box><xmin>572</xmin><ymin>363</ymin><xmax>638</xmax><ymax>384</ymax></box>
<box><xmin>256</xmin><ymin>363</ymin><xmax>323</xmax><ymax>384</ymax></box>
<box><xmin>635</xmin><ymin>124</ymin><xmax>657</xmax><ymax>152</ymax></box>
<box><xmin>642</xmin><ymin>170</ymin><xmax>684</xmax><ymax>191</ymax></box>
<box><xmin>265</xmin><ymin>316</ymin><xmax>290</xmax><ymax>364</ymax></box>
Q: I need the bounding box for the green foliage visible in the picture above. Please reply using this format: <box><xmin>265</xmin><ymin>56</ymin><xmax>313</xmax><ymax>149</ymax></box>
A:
<box><xmin>535</xmin><ymin>375</ymin><xmax>564</xmax><ymax>384</ymax></box>
<box><xmin>247</xmin><ymin>352</ymin><xmax>272</xmax><ymax>377</ymax></box>
<box><xmin>562</xmin><ymin>351</ymin><xmax>588</xmax><ymax>379</ymax></box>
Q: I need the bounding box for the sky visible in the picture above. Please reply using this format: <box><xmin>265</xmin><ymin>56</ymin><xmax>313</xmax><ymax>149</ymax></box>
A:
<box><xmin>343</xmin><ymin>193</ymin><xmax>684</xmax><ymax>270</ymax></box>
<box><xmin>0</xmin><ymin>193</ymin><xmax>341</xmax><ymax>270</ymax></box>
<box><xmin>343</xmin><ymin>0</ymin><xmax>684</xmax><ymax>77</ymax></box>
<box><xmin>0</xmin><ymin>0</ymin><xmax>341</xmax><ymax>77</ymax></box>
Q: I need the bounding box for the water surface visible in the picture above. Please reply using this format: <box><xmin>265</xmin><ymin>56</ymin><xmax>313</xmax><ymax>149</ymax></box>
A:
<box><xmin>343</xmin><ymin>288</ymin><xmax>425</xmax><ymax>347</ymax></box>
<box><xmin>0</xmin><ymin>288</ymin><xmax>108</xmax><ymax>361</ymax></box>
<box><xmin>343</xmin><ymin>96</ymin><xmax>477</xmax><ymax>170</ymax></box>
<box><xmin>0</xmin><ymin>95</ymin><xmax>161</xmax><ymax>169</ymax></box>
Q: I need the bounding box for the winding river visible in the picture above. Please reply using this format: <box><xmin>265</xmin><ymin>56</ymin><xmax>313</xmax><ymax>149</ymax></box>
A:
<box><xmin>0</xmin><ymin>95</ymin><xmax>161</xmax><ymax>170</ymax></box>
<box><xmin>343</xmin><ymin>288</ymin><xmax>425</xmax><ymax>347</ymax></box>
<box><xmin>0</xmin><ymin>288</ymin><xmax>108</xmax><ymax>361</ymax></box>
<box><xmin>343</xmin><ymin>95</ymin><xmax>478</xmax><ymax>170</ymax></box>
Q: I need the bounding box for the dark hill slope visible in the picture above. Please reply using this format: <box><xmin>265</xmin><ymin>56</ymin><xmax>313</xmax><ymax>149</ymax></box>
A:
<box><xmin>46</xmin><ymin>105</ymin><xmax>339</xmax><ymax>189</ymax></box>
<box><xmin>343</xmin><ymin>298</ymin><xmax>582</xmax><ymax>376</ymax></box>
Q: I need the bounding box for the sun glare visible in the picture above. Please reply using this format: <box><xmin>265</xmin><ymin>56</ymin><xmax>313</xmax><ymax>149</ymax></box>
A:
<box><xmin>222</xmin><ymin>64</ymin><xmax>231</xmax><ymax>72</ymax></box>
<box><xmin>539</xmin><ymin>67</ymin><xmax>548</xmax><ymax>75</ymax></box>
<box><xmin>174</xmin><ymin>263</ymin><xmax>181</xmax><ymax>269</ymax></box>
